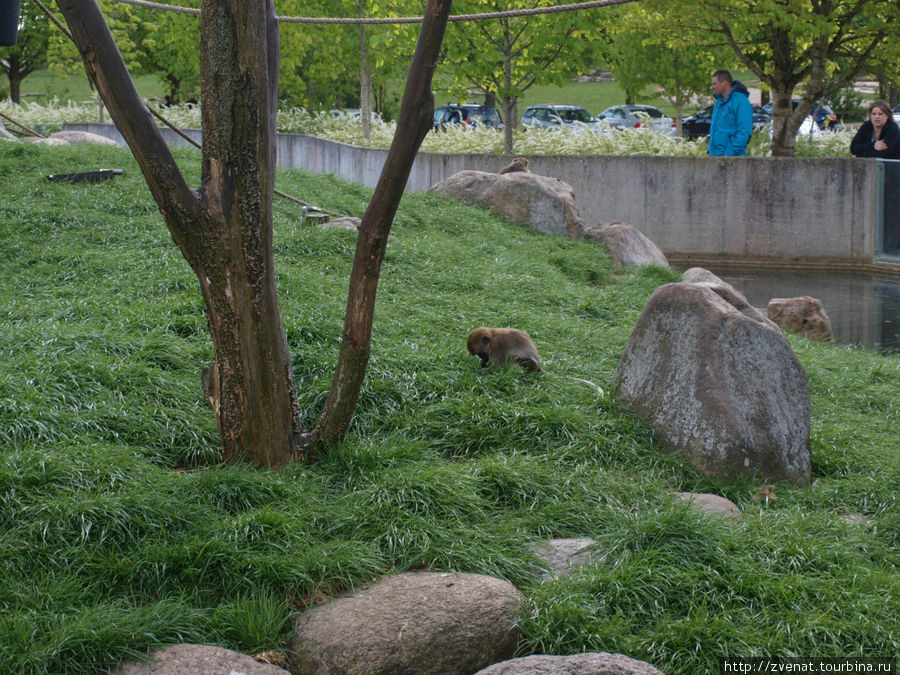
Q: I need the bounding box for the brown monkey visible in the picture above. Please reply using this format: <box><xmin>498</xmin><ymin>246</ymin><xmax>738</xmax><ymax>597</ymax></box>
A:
<box><xmin>498</xmin><ymin>157</ymin><xmax>529</xmax><ymax>175</ymax></box>
<box><xmin>466</xmin><ymin>327</ymin><xmax>603</xmax><ymax>394</ymax></box>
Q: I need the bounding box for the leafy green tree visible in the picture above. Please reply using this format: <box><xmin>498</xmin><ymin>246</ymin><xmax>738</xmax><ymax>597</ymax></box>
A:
<box><xmin>55</xmin><ymin>0</ymin><xmax>453</xmax><ymax>465</ymax></box>
<box><xmin>439</xmin><ymin>0</ymin><xmax>597</xmax><ymax>154</ymax></box>
<box><xmin>599</xmin><ymin>4</ymin><xmax>730</xmax><ymax>136</ymax></box>
<box><xmin>125</xmin><ymin>0</ymin><xmax>201</xmax><ymax>102</ymax></box>
<box><xmin>673</xmin><ymin>0</ymin><xmax>900</xmax><ymax>156</ymax></box>
<box><xmin>0</xmin><ymin>1</ymin><xmax>49</xmax><ymax>102</ymax></box>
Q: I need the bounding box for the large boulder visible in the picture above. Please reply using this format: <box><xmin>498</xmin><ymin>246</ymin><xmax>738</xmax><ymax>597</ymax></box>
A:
<box><xmin>115</xmin><ymin>644</ymin><xmax>287</xmax><ymax>674</ymax></box>
<box><xmin>583</xmin><ymin>222</ymin><xmax>668</xmax><ymax>268</ymax></box>
<box><xmin>476</xmin><ymin>653</ymin><xmax>665</xmax><ymax>674</ymax></box>
<box><xmin>429</xmin><ymin>170</ymin><xmax>585</xmax><ymax>238</ymax></box>
<box><xmin>286</xmin><ymin>572</ymin><xmax>523</xmax><ymax>674</ymax></box>
<box><xmin>767</xmin><ymin>296</ymin><xmax>833</xmax><ymax>341</ymax></box>
<box><xmin>614</xmin><ymin>270</ymin><xmax>811</xmax><ymax>486</ymax></box>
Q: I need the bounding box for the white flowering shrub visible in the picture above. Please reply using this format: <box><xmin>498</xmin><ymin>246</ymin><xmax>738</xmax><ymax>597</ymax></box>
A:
<box><xmin>1</xmin><ymin>99</ymin><xmax>854</xmax><ymax>158</ymax></box>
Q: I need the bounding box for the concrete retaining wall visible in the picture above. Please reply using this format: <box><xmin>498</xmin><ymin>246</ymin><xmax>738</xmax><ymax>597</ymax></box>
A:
<box><xmin>67</xmin><ymin>123</ymin><xmax>886</xmax><ymax>265</ymax></box>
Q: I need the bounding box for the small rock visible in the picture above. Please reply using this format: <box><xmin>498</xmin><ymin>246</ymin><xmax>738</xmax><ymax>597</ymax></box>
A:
<box><xmin>767</xmin><ymin>296</ymin><xmax>833</xmax><ymax>341</ymax></box>
<box><xmin>115</xmin><ymin>644</ymin><xmax>288</xmax><ymax>674</ymax></box>
<box><xmin>584</xmin><ymin>222</ymin><xmax>668</xmax><ymax>268</ymax></box>
<box><xmin>677</xmin><ymin>492</ymin><xmax>742</xmax><ymax>519</ymax></box>
<box><xmin>476</xmin><ymin>652</ymin><xmax>665</xmax><ymax>674</ymax></box>
<box><xmin>533</xmin><ymin>538</ymin><xmax>600</xmax><ymax>579</ymax></box>
<box><xmin>317</xmin><ymin>216</ymin><xmax>359</xmax><ymax>231</ymax></box>
<box><xmin>48</xmin><ymin>130</ymin><xmax>120</xmax><ymax>146</ymax></box>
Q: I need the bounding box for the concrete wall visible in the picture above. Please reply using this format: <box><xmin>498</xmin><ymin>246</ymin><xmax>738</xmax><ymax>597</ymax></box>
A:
<box><xmin>67</xmin><ymin>123</ymin><xmax>884</xmax><ymax>265</ymax></box>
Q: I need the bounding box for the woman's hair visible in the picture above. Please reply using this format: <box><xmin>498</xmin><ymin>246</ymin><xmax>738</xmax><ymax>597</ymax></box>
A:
<box><xmin>870</xmin><ymin>100</ymin><xmax>898</xmax><ymax>127</ymax></box>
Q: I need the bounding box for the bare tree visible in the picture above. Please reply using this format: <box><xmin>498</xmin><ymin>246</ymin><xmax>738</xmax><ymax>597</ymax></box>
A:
<box><xmin>55</xmin><ymin>0</ymin><xmax>453</xmax><ymax>465</ymax></box>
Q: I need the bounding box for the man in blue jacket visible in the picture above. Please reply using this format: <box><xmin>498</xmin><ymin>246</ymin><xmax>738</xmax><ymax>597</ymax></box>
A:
<box><xmin>708</xmin><ymin>69</ymin><xmax>754</xmax><ymax>156</ymax></box>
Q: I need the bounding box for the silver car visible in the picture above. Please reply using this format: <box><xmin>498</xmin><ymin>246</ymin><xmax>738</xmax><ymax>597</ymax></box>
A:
<box><xmin>519</xmin><ymin>104</ymin><xmax>606</xmax><ymax>133</ymax></box>
<box><xmin>597</xmin><ymin>104</ymin><xmax>676</xmax><ymax>136</ymax></box>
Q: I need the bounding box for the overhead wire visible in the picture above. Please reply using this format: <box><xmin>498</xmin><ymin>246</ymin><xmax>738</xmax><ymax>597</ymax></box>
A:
<box><xmin>110</xmin><ymin>0</ymin><xmax>640</xmax><ymax>23</ymax></box>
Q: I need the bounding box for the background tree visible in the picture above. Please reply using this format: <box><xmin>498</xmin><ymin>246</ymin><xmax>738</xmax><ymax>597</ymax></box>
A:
<box><xmin>55</xmin><ymin>0</ymin><xmax>453</xmax><ymax>465</ymax></box>
<box><xmin>599</xmin><ymin>4</ymin><xmax>729</xmax><ymax>136</ymax></box>
<box><xmin>672</xmin><ymin>0</ymin><xmax>899</xmax><ymax>156</ymax></box>
<box><xmin>439</xmin><ymin>0</ymin><xmax>597</xmax><ymax>154</ymax></box>
<box><xmin>123</xmin><ymin>0</ymin><xmax>201</xmax><ymax>102</ymax></box>
<box><xmin>0</xmin><ymin>0</ymin><xmax>49</xmax><ymax>102</ymax></box>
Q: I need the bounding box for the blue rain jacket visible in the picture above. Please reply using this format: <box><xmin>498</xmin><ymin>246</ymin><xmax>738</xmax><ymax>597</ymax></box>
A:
<box><xmin>709</xmin><ymin>81</ymin><xmax>754</xmax><ymax>156</ymax></box>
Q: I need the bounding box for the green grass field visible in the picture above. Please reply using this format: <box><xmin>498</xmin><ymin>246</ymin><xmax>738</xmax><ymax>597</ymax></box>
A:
<box><xmin>0</xmin><ymin>141</ymin><xmax>897</xmax><ymax>673</ymax></box>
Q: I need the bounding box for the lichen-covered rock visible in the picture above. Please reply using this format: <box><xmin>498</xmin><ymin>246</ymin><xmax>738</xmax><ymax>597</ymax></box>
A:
<box><xmin>287</xmin><ymin>572</ymin><xmax>523</xmax><ymax>674</ymax></box>
<box><xmin>614</xmin><ymin>280</ymin><xmax>811</xmax><ymax>486</ymax></box>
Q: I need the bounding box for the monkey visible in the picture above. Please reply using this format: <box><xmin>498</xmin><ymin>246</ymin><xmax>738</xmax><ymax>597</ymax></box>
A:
<box><xmin>498</xmin><ymin>156</ymin><xmax>529</xmax><ymax>175</ymax></box>
<box><xmin>466</xmin><ymin>327</ymin><xmax>603</xmax><ymax>395</ymax></box>
<box><xmin>754</xmin><ymin>485</ymin><xmax>778</xmax><ymax>503</ymax></box>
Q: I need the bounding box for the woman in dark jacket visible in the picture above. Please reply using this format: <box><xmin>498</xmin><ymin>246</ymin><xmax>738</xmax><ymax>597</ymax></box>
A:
<box><xmin>850</xmin><ymin>100</ymin><xmax>900</xmax><ymax>158</ymax></box>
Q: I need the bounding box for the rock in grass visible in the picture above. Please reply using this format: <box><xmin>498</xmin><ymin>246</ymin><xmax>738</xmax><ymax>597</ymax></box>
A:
<box><xmin>48</xmin><ymin>130</ymin><xmax>121</xmax><ymax>146</ymax></box>
<box><xmin>287</xmin><ymin>572</ymin><xmax>522</xmax><ymax>674</ymax></box>
<box><xmin>429</xmin><ymin>170</ymin><xmax>585</xmax><ymax>239</ymax></box>
<box><xmin>677</xmin><ymin>492</ymin><xmax>742</xmax><ymax>519</ymax></box>
<box><xmin>767</xmin><ymin>296</ymin><xmax>833</xmax><ymax>341</ymax></box>
<box><xmin>115</xmin><ymin>644</ymin><xmax>288</xmax><ymax>673</ymax></box>
<box><xmin>583</xmin><ymin>222</ymin><xmax>668</xmax><ymax>269</ymax></box>
<box><xmin>532</xmin><ymin>538</ymin><xmax>600</xmax><ymax>579</ymax></box>
<box><xmin>614</xmin><ymin>270</ymin><xmax>811</xmax><ymax>486</ymax></box>
<box><xmin>475</xmin><ymin>652</ymin><xmax>665</xmax><ymax>674</ymax></box>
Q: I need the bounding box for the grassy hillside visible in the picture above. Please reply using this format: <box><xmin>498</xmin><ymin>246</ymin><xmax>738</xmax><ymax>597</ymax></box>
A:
<box><xmin>0</xmin><ymin>141</ymin><xmax>897</xmax><ymax>673</ymax></box>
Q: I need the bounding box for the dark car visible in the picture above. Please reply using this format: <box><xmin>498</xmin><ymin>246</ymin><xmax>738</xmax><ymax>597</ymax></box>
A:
<box><xmin>433</xmin><ymin>103</ymin><xmax>503</xmax><ymax>130</ymax></box>
<box><xmin>761</xmin><ymin>100</ymin><xmax>838</xmax><ymax>130</ymax></box>
<box><xmin>681</xmin><ymin>104</ymin><xmax>771</xmax><ymax>140</ymax></box>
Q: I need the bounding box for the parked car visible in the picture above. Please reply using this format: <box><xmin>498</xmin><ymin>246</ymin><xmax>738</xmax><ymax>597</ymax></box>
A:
<box><xmin>893</xmin><ymin>105</ymin><xmax>900</xmax><ymax>124</ymax></box>
<box><xmin>433</xmin><ymin>103</ymin><xmax>503</xmax><ymax>130</ymax></box>
<box><xmin>761</xmin><ymin>100</ymin><xmax>838</xmax><ymax>130</ymax></box>
<box><xmin>681</xmin><ymin>104</ymin><xmax>771</xmax><ymax>140</ymax></box>
<box><xmin>597</xmin><ymin>104</ymin><xmax>676</xmax><ymax>136</ymax></box>
<box><xmin>519</xmin><ymin>104</ymin><xmax>606</xmax><ymax>133</ymax></box>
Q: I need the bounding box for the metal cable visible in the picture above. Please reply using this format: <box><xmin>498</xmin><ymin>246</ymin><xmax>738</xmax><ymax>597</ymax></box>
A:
<box><xmin>112</xmin><ymin>0</ymin><xmax>639</xmax><ymax>24</ymax></box>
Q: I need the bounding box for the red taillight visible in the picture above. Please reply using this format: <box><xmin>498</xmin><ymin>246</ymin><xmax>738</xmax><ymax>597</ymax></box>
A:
<box><xmin>634</xmin><ymin>122</ymin><xmax>642</xmax><ymax>128</ymax></box>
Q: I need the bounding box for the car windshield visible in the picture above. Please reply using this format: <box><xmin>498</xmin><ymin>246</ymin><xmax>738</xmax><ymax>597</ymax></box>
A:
<box><xmin>558</xmin><ymin>108</ymin><xmax>595</xmax><ymax>123</ymax></box>
<box><xmin>463</xmin><ymin>107</ymin><xmax>501</xmax><ymax>124</ymax></box>
<box><xmin>632</xmin><ymin>107</ymin><xmax>663</xmax><ymax>118</ymax></box>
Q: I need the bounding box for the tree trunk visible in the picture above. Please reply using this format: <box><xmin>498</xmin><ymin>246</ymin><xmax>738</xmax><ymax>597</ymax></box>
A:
<box><xmin>313</xmin><ymin>0</ymin><xmax>453</xmax><ymax>447</ymax></box>
<box><xmin>7</xmin><ymin>54</ymin><xmax>21</xmax><ymax>103</ymax></box>
<box><xmin>57</xmin><ymin>0</ymin><xmax>305</xmax><ymax>466</ymax></box>
<box><xmin>358</xmin><ymin>1</ymin><xmax>372</xmax><ymax>140</ymax></box>
<box><xmin>501</xmin><ymin>22</ymin><xmax>514</xmax><ymax>155</ymax></box>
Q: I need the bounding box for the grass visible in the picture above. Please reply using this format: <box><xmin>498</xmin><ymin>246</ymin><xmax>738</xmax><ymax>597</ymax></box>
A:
<box><xmin>0</xmin><ymin>141</ymin><xmax>898</xmax><ymax>673</ymax></box>
<box><xmin>14</xmin><ymin>70</ymin><xmax>166</xmax><ymax>107</ymax></box>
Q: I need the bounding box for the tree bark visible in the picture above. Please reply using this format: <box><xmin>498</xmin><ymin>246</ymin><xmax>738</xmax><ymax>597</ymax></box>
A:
<box><xmin>313</xmin><ymin>0</ymin><xmax>453</xmax><ymax>448</ymax></box>
<box><xmin>57</xmin><ymin>0</ymin><xmax>305</xmax><ymax>466</ymax></box>
<box><xmin>358</xmin><ymin>1</ymin><xmax>373</xmax><ymax>140</ymax></box>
